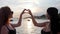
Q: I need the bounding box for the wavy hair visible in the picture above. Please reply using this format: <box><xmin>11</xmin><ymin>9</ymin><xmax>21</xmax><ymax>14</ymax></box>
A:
<box><xmin>0</xmin><ymin>6</ymin><xmax>12</xmax><ymax>33</ymax></box>
<box><xmin>47</xmin><ymin>7</ymin><xmax>60</xmax><ymax>34</ymax></box>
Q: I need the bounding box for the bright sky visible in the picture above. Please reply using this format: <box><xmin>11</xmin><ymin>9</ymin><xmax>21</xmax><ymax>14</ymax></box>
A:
<box><xmin>0</xmin><ymin>0</ymin><xmax>60</xmax><ymax>18</ymax></box>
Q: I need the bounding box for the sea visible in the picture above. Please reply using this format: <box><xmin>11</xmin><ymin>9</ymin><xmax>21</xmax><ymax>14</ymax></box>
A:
<box><xmin>10</xmin><ymin>18</ymin><xmax>49</xmax><ymax>34</ymax></box>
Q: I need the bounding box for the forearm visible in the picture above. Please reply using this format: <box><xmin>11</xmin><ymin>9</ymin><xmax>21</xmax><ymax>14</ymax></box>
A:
<box><xmin>17</xmin><ymin>14</ymin><xmax>22</xmax><ymax>26</ymax></box>
<box><xmin>30</xmin><ymin>14</ymin><xmax>38</xmax><ymax>26</ymax></box>
<box><xmin>37</xmin><ymin>23</ymin><xmax>46</xmax><ymax>27</ymax></box>
<box><xmin>30</xmin><ymin>14</ymin><xmax>46</xmax><ymax>27</ymax></box>
<box><xmin>11</xmin><ymin>14</ymin><xmax>22</xmax><ymax>27</ymax></box>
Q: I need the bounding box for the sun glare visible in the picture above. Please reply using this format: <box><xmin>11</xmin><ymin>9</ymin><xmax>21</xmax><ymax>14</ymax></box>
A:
<box><xmin>27</xmin><ymin>19</ymin><xmax>32</xmax><ymax>29</ymax></box>
<box><xmin>21</xmin><ymin>3</ymin><xmax>37</xmax><ymax>13</ymax></box>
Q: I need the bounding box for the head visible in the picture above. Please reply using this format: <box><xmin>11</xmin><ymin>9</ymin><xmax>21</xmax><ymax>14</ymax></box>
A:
<box><xmin>0</xmin><ymin>6</ymin><xmax>13</xmax><ymax>25</ymax></box>
<box><xmin>0</xmin><ymin>6</ymin><xmax>13</xmax><ymax>33</ymax></box>
<box><xmin>46</xmin><ymin>7</ymin><xmax>58</xmax><ymax>19</ymax></box>
<box><xmin>9</xmin><ymin>11</ymin><xmax>13</xmax><ymax>18</ymax></box>
<box><xmin>47</xmin><ymin>7</ymin><xmax>59</xmax><ymax>32</ymax></box>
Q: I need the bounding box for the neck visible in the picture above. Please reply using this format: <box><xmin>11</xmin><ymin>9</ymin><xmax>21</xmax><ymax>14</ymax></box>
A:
<box><xmin>6</xmin><ymin>20</ymin><xmax>10</xmax><ymax>25</ymax></box>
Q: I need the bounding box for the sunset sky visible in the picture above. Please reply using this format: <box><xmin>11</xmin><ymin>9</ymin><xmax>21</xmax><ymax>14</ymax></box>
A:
<box><xmin>0</xmin><ymin>0</ymin><xmax>60</xmax><ymax>18</ymax></box>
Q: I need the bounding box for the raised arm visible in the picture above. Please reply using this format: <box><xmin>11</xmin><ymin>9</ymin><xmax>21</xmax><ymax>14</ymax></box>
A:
<box><xmin>11</xmin><ymin>9</ymin><xmax>26</xmax><ymax>27</ymax></box>
<box><xmin>28</xmin><ymin>9</ymin><xmax>49</xmax><ymax>27</ymax></box>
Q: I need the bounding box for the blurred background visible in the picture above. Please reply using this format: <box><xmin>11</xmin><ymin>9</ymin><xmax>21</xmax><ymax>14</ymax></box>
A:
<box><xmin>0</xmin><ymin>0</ymin><xmax>60</xmax><ymax>34</ymax></box>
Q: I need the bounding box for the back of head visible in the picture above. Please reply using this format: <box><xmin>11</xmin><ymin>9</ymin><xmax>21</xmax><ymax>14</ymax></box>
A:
<box><xmin>0</xmin><ymin>6</ymin><xmax>12</xmax><ymax>33</ymax></box>
<box><xmin>47</xmin><ymin>7</ymin><xmax>59</xmax><ymax>21</ymax></box>
<box><xmin>47</xmin><ymin>7</ymin><xmax>58</xmax><ymax>16</ymax></box>
<box><xmin>47</xmin><ymin>7</ymin><xmax>59</xmax><ymax>32</ymax></box>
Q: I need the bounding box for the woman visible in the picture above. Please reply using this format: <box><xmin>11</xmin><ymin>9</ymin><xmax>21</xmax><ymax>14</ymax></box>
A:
<box><xmin>27</xmin><ymin>7</ymin><xmax>60</xmax><ymax>34</ymax></box>
<box><xmin>0</xmin><ymin>6</ymin><xmax>26</xmax><ymax>34</ymax></box>
<box><xmin>47</xmin><ymin>7</ymin><xmax>60</xmax><ymax>34</ymax></box>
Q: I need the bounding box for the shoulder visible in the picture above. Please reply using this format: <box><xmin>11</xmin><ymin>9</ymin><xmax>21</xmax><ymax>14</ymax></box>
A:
<box><xmin>1</xmin><ymin>25</ymin><xmax>8</xmax><ymax>31</ymax></box>
<box><xmin>1</xmin><ymin>25</ymin><xmax>8</xmax><ymax>34</ymax></box>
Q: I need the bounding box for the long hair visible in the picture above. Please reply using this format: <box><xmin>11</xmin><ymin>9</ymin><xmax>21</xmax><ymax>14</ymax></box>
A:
<box><xmin>47</xmin><ymin>7</ymin><xmax>60</xmax><ymax>34</ymax></box>
<box><xmin>0</xmin><ymin>6</ymin><xmax>12</xmax><ymax>33</ymax></box>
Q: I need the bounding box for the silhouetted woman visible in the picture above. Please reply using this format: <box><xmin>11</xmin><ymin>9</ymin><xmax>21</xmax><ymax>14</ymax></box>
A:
<box><xmin>28</xmin><ymin>7</ymin><xmax>60</xmax><ymax>34</ymax></box>
<box><xmin>47</xmin><ymin>7</ymin><xmax>60</xmax><ymax>34</ymax></box>
<box><xmin>0</xmin><ymin>6</ymin><xmax>25</xmax><ymax>34</ymax></box>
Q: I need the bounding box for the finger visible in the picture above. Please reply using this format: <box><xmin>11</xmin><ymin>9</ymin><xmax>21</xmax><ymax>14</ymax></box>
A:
<box><xmin>24</xmin><ymin>9</ymin><xmax>26</xmax><ymax>10</ymax></box>
<box><xmin>28</xmin><ymin>9</ymin><xmax>31</xmax><ymax>12</ymax></box>
<box><xmin>25</xmin><ymin>9</ymin><xmax>28</xmax><ymax>11</ymax></box>
<box><xmin>23</xmin><ymin>9</ymin><xmax>26</xmax><ymax>11</ymax></box>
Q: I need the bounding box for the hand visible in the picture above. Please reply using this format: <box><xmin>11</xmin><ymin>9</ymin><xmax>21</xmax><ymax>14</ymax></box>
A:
<box><xmin>23</xmin><ymin>9</ymin><xmax>29</xmax><ymax>13</ymax></box>
<box><xmin>21</xmin><ymin>9</ymin><xmax>26</xmax><ymax>15</ymax></box>
<box><xmin>28</xmin><ymin>9</ymin><xmax>32</xmax><ymax>15</ymax></box>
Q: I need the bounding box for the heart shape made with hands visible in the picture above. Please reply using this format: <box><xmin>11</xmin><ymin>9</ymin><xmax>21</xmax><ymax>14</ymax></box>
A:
<box><xmin>24</xmin><ymin>9</ymin><xmax>30</xmax><ymax>13</ymax></box>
